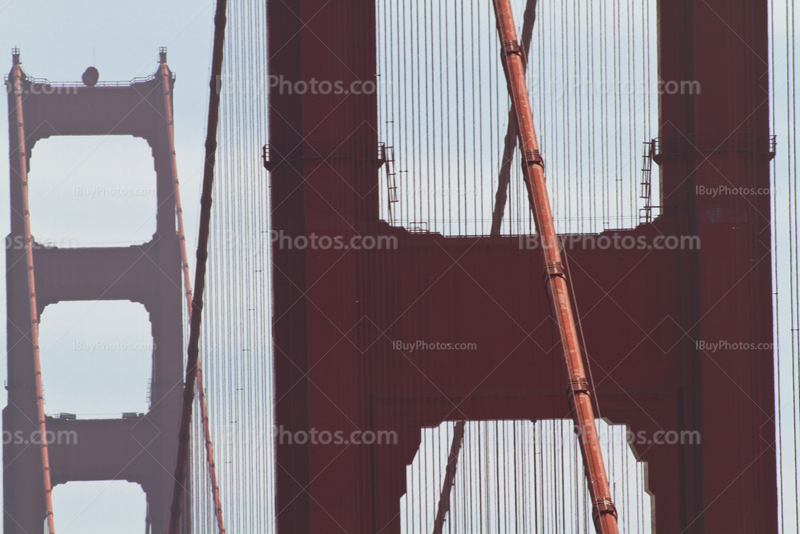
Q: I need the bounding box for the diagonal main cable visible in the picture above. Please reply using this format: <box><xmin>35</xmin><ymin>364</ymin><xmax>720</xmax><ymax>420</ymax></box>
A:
<box><xmin>158</xmin><ymin>52</ymin><xmax>226</xmax><ymax>534</ymax></box>
<box><xmin>10</xmin><ymin>49</ymin><xmax>56</xmax><ymax>534</ymax></box>
<box><xmin>167</xmin><ymin>0</ymin><xmax>229</xmax><ymax>531</ymax></box>
<box><xmin>491</xmin><ymin>1</ymin><xmax>620</xmax><ymax>532</ymax></box>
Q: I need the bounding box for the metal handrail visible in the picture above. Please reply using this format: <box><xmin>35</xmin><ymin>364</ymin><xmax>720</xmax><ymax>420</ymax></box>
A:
<box><xmin>4</xmin><ymin>72</ymin><xmax>175</xmax><ymax>87</ymax></box>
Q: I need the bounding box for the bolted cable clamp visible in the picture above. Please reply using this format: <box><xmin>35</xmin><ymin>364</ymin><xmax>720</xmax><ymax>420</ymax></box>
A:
<box><xmin>567</xmin><ymin>377</ymin><xmax>591</xmax><ymax>397</ymax></box>
<box><xmin>592</xmin><ymin>498</ymin><xmax>618</xmax><ymax>524</ymax></box>
<box><xmin>543</xmin><ymin>261</ymin><xmax>565</xmax><ymax>282</ymax></box>
<box><xmin>502</xmin><ymin>39</ymin><xmax>522</xmax><ymax>56</ymax></box>
<box><xmin>524</xmin><ymin>148</ymin><xmax>544</xmax><ymax>168</ymax></box>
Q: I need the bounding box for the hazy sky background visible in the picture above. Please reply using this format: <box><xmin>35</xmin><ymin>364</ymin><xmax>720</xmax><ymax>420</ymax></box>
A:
<box><xmin>1</xmin><ymin>0</ymin><xmax>214</xmax><ymax>530</ymax></box>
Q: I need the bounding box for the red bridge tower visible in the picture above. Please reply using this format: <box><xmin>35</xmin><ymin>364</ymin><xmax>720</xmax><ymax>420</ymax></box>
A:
<box><xmin>4</xmin><ymin>49</ymin><xmax>185</xmax><ymax>534</ymax></box>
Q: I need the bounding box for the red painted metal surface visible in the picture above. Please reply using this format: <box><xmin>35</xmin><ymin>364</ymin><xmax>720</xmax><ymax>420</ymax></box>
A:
<box><xmin>265</xmin><ymin>0</ymin><xmax>777</xmax><ymax>532</ymax></box>
<box><xmin>167</xmin><ymin>1</ymin><xmax>229</xmax><ymax>531</ymax></box>
<box><xmin>9</xmin><ymin>50</ymin><xmax>56</xmax><ymax>534</ymax></box>
<box><xmin>5</xmin><ymin>51</ymin><xmax>188</xmax><ymax>534</ymax></box>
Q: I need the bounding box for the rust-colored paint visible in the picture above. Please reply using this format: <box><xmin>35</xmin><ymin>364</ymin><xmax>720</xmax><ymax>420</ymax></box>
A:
<box><xmin>5</xmin><ymin>52</ymin><xmax>186</xmax><ymax>534</ymax></box>
<box><xmin>267</xmin><ymin>0</ymin><xmax>777</xmax><ymax>531</ymax></box>
<box><xmin>491</xmin><ymin>1</ymin><xmax>619</xmax><ymax>532</ymax></box>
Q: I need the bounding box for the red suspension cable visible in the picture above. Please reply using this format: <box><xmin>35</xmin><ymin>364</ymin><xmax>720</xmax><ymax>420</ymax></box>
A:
<box><xmin>491</xmin><ymin>1</ymin><xmax>620</xmax><ymax>532</ymax></box>
<box><xmin>159</xmin><ymin>54</ymin><xmax>226</xmax><ymax>534</ymax></box>
<box><xmin>10</xmin><ymin>51</ymin><xmax>56</xmax><ymax>534</ymax></box>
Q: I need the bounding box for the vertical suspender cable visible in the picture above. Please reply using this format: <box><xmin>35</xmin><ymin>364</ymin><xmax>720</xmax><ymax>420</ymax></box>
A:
<box><xmin>10</xmin><ymin>50</ymin><xmax>56</xmax><ymax>534</ymax></box>
<box><xmin>490</xmin><ymin>1</ymin><xmax>619</xmax><ymax>532</ymax></box>
<box><xmin>159</xmin><ymin>57</ymin><xmax>226</xmax><ymax>534</ymax></box>
<box><xmin>168</xmin><ymin>1</ymin><xmax>228</xmax><ymax>532</ymax></box>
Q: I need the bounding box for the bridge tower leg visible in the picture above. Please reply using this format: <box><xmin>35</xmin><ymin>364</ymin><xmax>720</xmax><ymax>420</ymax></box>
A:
<box><xmin>659</xmin><ymin>1</ymin><xmax>777</xmax><ymax>531</ymax></box>
<box><xmin>3</xmin><ymin>49</ymin><xmax>186</xmax><ymax>534</ymax></box>
<box><xmin>268</xmin><ymin>1</ymin><xmax>381</xmax><ymax>532</ymax></box>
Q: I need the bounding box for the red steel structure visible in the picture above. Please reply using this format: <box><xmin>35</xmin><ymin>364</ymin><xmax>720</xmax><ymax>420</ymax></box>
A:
<box><xmin>4</xmin><ymin>50</ymin><xmax>186</xmax><ymax>534</ymax></box>
<box><xmin>3</xmin><ymin>0</ymin><xmax>779</xmax><ymax>531</ymax></box>
<box><xmin>268</xmin><ymin>1</ymin><xmax>776</xmax><ymax>534</ymax></box>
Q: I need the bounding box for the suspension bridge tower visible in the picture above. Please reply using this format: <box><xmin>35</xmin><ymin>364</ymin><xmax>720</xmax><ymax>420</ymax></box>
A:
<box><xmin>267</xmin><ymin>0</ymin><xmax>777</xmax><ymax>532</ymax></box>
<box><xmin>4</xmin><ymin>49</ymin><xmax>186</xmax><ymax>534</ymax></box>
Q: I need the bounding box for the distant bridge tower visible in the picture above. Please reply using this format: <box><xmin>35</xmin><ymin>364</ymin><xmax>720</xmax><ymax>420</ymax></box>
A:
<box><xmin>4</xmin><ymin>49</ymin><xmax>185</xmax><ymax>533</ymax></box>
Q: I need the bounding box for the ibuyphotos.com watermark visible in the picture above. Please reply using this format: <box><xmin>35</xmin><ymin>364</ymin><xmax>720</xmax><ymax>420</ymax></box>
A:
<box><xmin>73</xmin><ymin>341</ymin><xmax>156</xmax><ymax>353</ymax></box>
<box><xmin>3</xmin><ymin>430</ymin><xmax>78</xmax><ymax>446</ymax></box>
<box><xmin>217</xmin><ymin>75</ymin><xmax>391</xmax><ymax>96</ymax></box>
<box><xmin>273</xmin><ymin>426</ymin><xmax>398</xmax><ymax>446</ymax></box>
<box><xmin>215</xmin><ymin>75</ymin><xmax>699</xmax><ymax>98</ymax></box>
<box><xmin>271</xmin><ymin>230</ymin><xmax>398</xmax><ymax>251</ymax></box>
<box><xmin>696</xmin><ymin>185</ymin><xmax>770</xmax><ymax>197</ymax></box>
<box><xmin>5</xmin><ymin>235</ymin><xmax>81</xmax><ymax>250</ymax></box>
<box><xmin>73</xmin><ymin>185</ymin><xmax>156</xmax><ymax>198</ymax></box>
<box><xmin>519</xmin><ymin>234</ymin><xmax>701</xmax><ymax>251</ymax></box>
<box><xmin>625</xmin><ymin>429</ymin><xmax>701</xmax><ymax>446</ymax></box>
<box><xmin>695</xmin><ymin>340</ymin><xmax>774</xmax><ymax>353</ymax></box>
<box><xmin>561</xmin><ymin>427</ymin><xmax>701</xmax><ymax>449</ymax></box>
<box><xmin>392</xmin><ymin>340</ymin><xmax>477</xmax><ymax>352</ymax></box>
<box><xmin>5</xmin><ymin>82</ymin><xmax>79</xmax><ymax>96</ymax></box>
<box><xmin>526</xmin><ymin>76</ymin><xmax>700</xmax><ymax>98</ymax></box>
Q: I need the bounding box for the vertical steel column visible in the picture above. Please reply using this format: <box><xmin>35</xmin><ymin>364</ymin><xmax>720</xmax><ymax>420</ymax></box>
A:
<box><xmin>167</xmin><ymin>0</ymin><xmax>228</xmax><ymax>531</ymax></box>
<box><xmin>159</xmin><ymin>54</ymin><xmax>226</xmax><ymax>534</ymax></box>
<box><xmin>10</xmin><ymin>51</ymin><xmax>56</xmax><ymax>534</ymax></box>
<box><xmin>490</xmin><ymin>2</ymin><xmax>619</xmax><ymax>533</ymax></box>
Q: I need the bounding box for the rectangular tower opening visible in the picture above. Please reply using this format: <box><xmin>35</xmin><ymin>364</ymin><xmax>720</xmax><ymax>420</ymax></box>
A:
<box><xmin>39</xmin><ymin>300</ymin><xmax>153</xmax><ymax>418</ymax></box>
<box><xmin>52</xmin><ymin>480</ymin><xmax>146</xmax><ymax>533</ymax></box>
<box><xmin>375</xmin><ymin>0</ymin><xmax>659</xmax><ymax>236</ymax></box>
<box><xmin>401</xmin><ymin>420</ymin><xmax>653</xmax><ymax>533</ymax></box>
<box><xmin>27</xmin><ymin>136</ymin><xmax>157</xmax><ymax>248</ymax></box>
